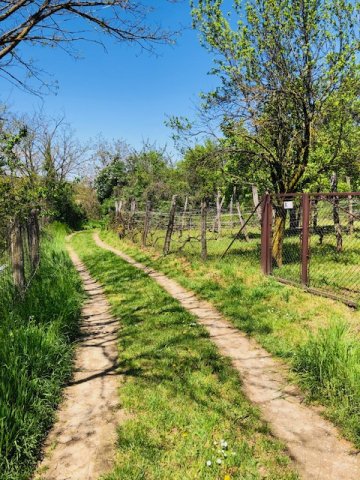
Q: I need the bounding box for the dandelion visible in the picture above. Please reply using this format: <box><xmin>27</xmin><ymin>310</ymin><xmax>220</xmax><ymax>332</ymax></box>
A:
<box><xmin>206</xmin><ymin>460</ymin><xmax>212</xmax><ymax>467</ymax></box>
<box><xmin>224</xmin><ymin>475</ymin><xmax>231</xmax><ymax>480</ymax></box>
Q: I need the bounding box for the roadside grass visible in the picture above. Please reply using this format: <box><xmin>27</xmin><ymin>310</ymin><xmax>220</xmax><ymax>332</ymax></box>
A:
<box><xmin>0</xmin><ymin>223</ymin><xmax>83</xmax><ymax>480</ymax></box>
<box><xmin>98</xmin><ymin>229</ymin><xmax>360</xmax><ymax>447</ymax></box>
<box><xmin>71</xmin><ymin>231</ymin><xmax>298</xmax><ymax>480</ymax></box>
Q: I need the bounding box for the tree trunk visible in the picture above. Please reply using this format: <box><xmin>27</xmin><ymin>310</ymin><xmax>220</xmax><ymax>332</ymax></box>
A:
<box><xmin>201</xmin><ymin>200</ymin><xmax>207</xmax><ymax>260</ymax></box>
<box><xmin>252</xmin><ymin>184</ymin><xmax>262</xmax><ymax>223</ymax></box>
<box><xmin>236</xmin><ymin>202</ymin><xmax>249</xmax><ymax>242</ymax></box>
<box><xmin>10</xmin><ymin>216</ymin><xmax>26</xmax><ymax>294</ymax></box>
<box><xmin>127</xmin><ymin>199</ymin><xmax>136</xmax><ymax>231</ymax></box>
<box><xmin>272</xmin><ymin>207</ymin><xmax>286</xmax><ymax>267</ymax></box>
<box><xmin>331</xmin><ymin>172</ymin><xmax>343</xmax><ymax>252</ymax></box>
<box><xmin>115</xmin><ymin>199</ymin><xmax>123</xmax><ymax>220</ymax></box>
<box><xmin>346</xmin><ymin>177</ymin><xmax>354</xmax><ymax>236</ymax></box>
<box><xmin>27</xmin><ymin>209</ymin><xmax>40</xmax><ymax>273</ymax></box>
<box><xmin>163</xmin><ymin>195</ymin><xmax>177</xmax><ymax>255</ymax></box>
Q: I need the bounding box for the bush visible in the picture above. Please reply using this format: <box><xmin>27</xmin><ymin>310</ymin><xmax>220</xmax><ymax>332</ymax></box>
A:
<box><xmin>0</xmin><ymin>224</ymin><xmax>83</xmax><ymax>480</ymax></box>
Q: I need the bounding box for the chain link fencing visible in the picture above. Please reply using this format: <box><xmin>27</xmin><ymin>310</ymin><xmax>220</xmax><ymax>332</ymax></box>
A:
<box><xmin>261</xmin><ymin>193</ymin><xmax>360</xmax><ymax>306</ymax></box>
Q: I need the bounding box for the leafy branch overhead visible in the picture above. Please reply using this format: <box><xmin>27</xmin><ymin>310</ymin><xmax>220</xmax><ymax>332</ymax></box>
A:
<box><xmin>0</xmin><ymin>0</ymin><xmax>175</xmax><ymax>89</ymax></box>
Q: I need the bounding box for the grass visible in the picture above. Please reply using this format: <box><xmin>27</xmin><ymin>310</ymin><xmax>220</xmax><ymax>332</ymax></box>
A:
<box><xmin>0</xmin><ymin>223</ymin><xmax>83</xmax><ymax>480</ymax></box>
<box><xmin>97</xmin><ymin>228</ymin><xmax>360</xmax><ymax>448</ymax></box>
<box><xmin>71</xmin><ymin>231</ymin><xmax>298</xmax><ymax>480</ymax></box>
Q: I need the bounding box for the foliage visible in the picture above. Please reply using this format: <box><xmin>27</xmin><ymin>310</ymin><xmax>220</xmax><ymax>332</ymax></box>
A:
<box><xmin>94</xmin><ymin>145</ymin><xmax>174</xmax><ymax>207</ymax></box>
<box><xmin>190</xmin><ymin>0</ymin><xmax>360</xmax><ymax>194</ymax></box>
<box><xmin>0</xmin><ymin>223</ymin><xmax>83</xmax><ymax>480</ymax></box>
<box><xmin>177</xmin><ymin>141</ymin><xmax>225</xmax><ymax>201</ymax></box>
<box><xmin>94</xmin><ymin>159</ymin><xmax>127</xmax><ymax>203</ymax></box>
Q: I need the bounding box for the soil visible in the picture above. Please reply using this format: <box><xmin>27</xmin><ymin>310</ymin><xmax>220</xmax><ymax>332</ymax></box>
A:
<box><xmin>93</xmin><ymin>232</ymin><xmax>360</xmax><ymax>480</ymax></box>
<box><xmin>34</xmin><ymin>243</ymin><xmax>124</xmax><ymax>480</ymax></box>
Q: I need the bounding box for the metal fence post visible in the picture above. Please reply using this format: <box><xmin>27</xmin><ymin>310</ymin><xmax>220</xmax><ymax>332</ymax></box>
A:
<box><xmin>261</xmin><ymin>194</ymin><xmax>272</xmax><ymax>275</ymax></box>
<box><xmin>301</xmin><ymin>193</ymin><xmax>310</xmax><ymax>286</ymax></box>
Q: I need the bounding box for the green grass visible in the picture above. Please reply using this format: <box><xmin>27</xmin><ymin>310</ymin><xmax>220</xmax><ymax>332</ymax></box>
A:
<box><xmin>71</xmin><ymin>231</ymin><xmax>298</xmax><ymax>480</ymax></box>
<box><xmin>294</xmin><ymin>322</ymin><xmax>360</xmax><ymax>442</ymax></box>
<box><xmin>0</xmin><ymin>223</ymin><xmax>83</xmax><ymax>480</ymax></box>
<box><xmin>98</xmin><ymin>228</ymin><xmax>360</xmax><ymax>448</ymax></box>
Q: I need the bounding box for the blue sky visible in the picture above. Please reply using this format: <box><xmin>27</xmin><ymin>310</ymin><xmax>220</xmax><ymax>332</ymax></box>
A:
<box><xmin>0</xmin><ymin>2</ymin><xmax>217</xmax><ymax>156</ymax></box>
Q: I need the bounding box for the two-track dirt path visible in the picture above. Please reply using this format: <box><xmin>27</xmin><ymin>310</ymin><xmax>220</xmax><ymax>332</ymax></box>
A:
<box><xmin>93</xmin><ymin>232</ymin><xmax>360</xmax><ymax>480</ymax></box>
<box><xmin>35</xmin><ymin>242</ymin><xmax>124</xmax><ymax>480</ymax></box>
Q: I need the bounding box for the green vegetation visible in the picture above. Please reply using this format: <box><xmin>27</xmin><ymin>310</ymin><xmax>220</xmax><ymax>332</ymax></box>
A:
<box><xmin>0</xmin><ymin>224</ymin><xmax>83</xmax><ymax>480</ymax></box>
<box><xmin>98</xmin><ymin>229</ymin><xmax>360</xmax><ymax>447</ymax></box>
<box><xmin>294</xmin><ymin>322</ymin><xmax>360</xmax><ymax>443</ymax></box>
<box><xmin>71</xmin><ymin>231</ymin><xmax>298</xmax><ymax>480</ymax></box>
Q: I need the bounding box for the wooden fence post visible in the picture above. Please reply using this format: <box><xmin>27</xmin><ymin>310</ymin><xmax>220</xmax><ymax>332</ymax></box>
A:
<box><xmin>201</xmin><ymin>199</ymin><xmax>208</xmax><ymax>260</ymax></box>
<box><xmin>163</xmin><ymin>195</ymin><xmax>177</xmax><ymax>255</ymax></box>
<box><xmin>27</xmin><ymin>209</ymin><xmax>40</xmax><ymax>273</ymax></box>
<box><xmin>10</xmin><ymin>216</ymin><xmax>26</xmax><ymax>294</ymax></box>
<box><xmin>142</xmin><ymin>200</ymin><xmax>151</xmax><ymax>247</ymax></box>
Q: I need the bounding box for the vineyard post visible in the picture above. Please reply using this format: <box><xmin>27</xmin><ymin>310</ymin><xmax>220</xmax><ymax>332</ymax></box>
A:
<box><xmin>163</xmin><ymin>195</ymin><xmax>177</xmax><ymax>255</ymax></box>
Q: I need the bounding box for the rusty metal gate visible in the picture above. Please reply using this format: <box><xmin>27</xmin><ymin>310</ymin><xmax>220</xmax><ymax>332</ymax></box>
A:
<box><xmin>261</xmin><ymin>192</ymin><xmax>360</xmax><ymax>306</ymax></box>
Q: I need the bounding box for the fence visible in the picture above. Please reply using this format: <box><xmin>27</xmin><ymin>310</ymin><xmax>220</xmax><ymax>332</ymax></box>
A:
<box><xmin>261</xmin><ymin>192</ymin><xmax>360</xmax><ymax>306</ymax></box>
<box><xmin>113</xmin><ymin>196</ymin><xmax>261</xmax><ymax>259</ymax></box>
<box><xmin>113</xmin><ymin>191</ymin><xmax>360</xmax><ymax>307</ymax></box>
<box><xmin>0</xmin><ymin>210</ymin><xmax>41</xmax><ymax>299</ymax></box>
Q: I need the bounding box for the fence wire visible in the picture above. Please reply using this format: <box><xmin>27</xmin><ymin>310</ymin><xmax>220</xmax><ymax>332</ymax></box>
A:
<box><xmin>269</xmin><ymin>193</ymin><xmax>360</xmax><ymax>305</ymax></box>
<box><xmin>114</xmin><ymin>203</ymin><xmax>262</xmax><ymax>260</ymax></box>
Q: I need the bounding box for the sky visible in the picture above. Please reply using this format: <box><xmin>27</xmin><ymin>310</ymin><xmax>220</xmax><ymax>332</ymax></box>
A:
<box><xmin>0</xmin><ymin>1</ymin><xmax>218</xmax><ymax>157</ymax></box>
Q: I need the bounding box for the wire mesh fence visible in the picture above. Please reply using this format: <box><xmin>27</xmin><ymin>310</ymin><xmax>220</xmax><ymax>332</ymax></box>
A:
<box><xmin>262</xmin><ymin>192</ymin><xmax>360</xmax><ymax>306</ymax></box>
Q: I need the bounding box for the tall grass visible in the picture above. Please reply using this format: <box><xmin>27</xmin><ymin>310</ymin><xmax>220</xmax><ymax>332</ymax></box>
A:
<box><xmin>294</xmin><ymin>322</ymin><xmax>360</xmax><ymax>442</ymax></box>
<box><xmin>0</xmin><ymin>223</ymin><xmax>83</xmax><ymax>480</ymax></box>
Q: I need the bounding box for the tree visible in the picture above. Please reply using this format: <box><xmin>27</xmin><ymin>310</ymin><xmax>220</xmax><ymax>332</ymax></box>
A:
<box><xmin>191</xmin><ymin>0</ymin><xmax>360</xmax><ymax>266</ymax></box>
<box><xmin>0</xmin><ymin>1</ymin><xmax>174</xmax><ymax>90</ymax></box>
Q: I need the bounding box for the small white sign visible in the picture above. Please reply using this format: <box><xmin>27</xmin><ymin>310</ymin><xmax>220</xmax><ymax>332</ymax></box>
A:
<box><xmin>283</xmin><ymin>201</ymin><xmax>294</xmax><ymax>210</ymax></box>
